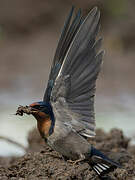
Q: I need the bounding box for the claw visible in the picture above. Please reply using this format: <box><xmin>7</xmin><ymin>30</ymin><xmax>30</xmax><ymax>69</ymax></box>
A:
<box><xmin>67</xmin><ymin>155</ymin><xmax>85</xmax><ymax>166</ymax></box>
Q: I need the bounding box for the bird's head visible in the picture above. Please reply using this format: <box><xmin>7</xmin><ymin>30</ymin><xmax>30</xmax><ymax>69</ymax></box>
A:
<box><xmin>29</xmin><ymin>101</ymin><xmax>55</xmax><ymax>137</ymax></box>
<box><xmin>29</xmin><ymin>101</ymin><xmax>52</xmax><ymax>115</ymax></box>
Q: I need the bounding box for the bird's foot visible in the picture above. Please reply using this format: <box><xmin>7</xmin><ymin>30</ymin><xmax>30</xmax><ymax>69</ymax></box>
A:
<box><xmin>67</xmin><ymin>155</ymin><xmax>85</xmax><ymax>166</ymax></box>
<box><xmin>67</xmin><ymin>159</ymin><xmax>80</xmax><ymax>166</ymax></box>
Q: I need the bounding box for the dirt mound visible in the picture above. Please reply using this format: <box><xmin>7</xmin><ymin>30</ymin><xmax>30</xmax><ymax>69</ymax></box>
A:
<box><xmin>0</xmin><ymin>128</ymin><xmax>135</xmax><ymax>180</ymax></box>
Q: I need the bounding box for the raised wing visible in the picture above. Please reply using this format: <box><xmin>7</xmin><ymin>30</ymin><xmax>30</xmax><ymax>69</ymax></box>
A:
<box><xmin>43</xmin><ymin>7</ymin><xmax>83</xmax><ymax>102</ymax></box>
<box><xmin>44</xmin><ymin>7</ymin><xmax>103</xmax><ymax>137</ymax></box>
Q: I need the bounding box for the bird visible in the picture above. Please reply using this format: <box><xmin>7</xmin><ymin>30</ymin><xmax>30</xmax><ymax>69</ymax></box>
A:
<box><xmin>23</xmin><ymin>7</ymin><xmax>121</xmax><ymax>177</ymax></box>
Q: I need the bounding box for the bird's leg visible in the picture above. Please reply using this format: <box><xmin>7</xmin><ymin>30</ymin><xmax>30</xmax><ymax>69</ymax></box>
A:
<box><xmin>67</xmin><ymin>154</ymin><xmax>85</xmax><ymax>166</ymax></box>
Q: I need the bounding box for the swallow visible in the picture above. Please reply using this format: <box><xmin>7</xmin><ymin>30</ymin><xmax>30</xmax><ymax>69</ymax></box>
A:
<box><xmin>20</xmin><ymin>7</ymin><xmax>121</xmax><ymax>177</ymax></box>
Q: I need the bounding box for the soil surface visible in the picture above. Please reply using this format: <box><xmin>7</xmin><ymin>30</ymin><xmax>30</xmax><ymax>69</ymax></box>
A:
<box><xmin>0</xmin><ymin>1</ymin><xmax>135</xmax><ymax>180</ymax></box>
<box><xmin>0</xmin><ymin>128</ymin><xmax>135</xmax><ymax>180</ymax></box>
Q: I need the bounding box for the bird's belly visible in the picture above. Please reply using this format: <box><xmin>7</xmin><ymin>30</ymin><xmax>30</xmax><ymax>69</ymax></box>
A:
<box><xmin>47</xmin><ymin>131</ymin><xmax>91</xmax><ymax>160</ymax></box>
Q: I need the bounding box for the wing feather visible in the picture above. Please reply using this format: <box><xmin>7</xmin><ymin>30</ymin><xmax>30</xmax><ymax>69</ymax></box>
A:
<box><xmin>53</xmin><ymin>6</ymin><xmax>74</xmax><ymax>66</ymax></box>
<box><xmin>60</xmin><ymin>7</ymin><xmax>100</xmax><ymax>76</ymax></box>
<box><xmin>44</xmin><ymin>7</ymin><xmax>103</xmax><ymax>137</ymax></box>
<box><xmin>44</xmin><ymin>7</ymin><xmax>82</xmax><ymax>101</ymax></box>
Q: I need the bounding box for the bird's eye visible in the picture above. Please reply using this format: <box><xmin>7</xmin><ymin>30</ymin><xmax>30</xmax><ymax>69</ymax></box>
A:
<box><xmin>33</xmin><ymin>105</ymin><xmax>40</xmax><ymax>109</ymax></box>
<box><xmin>39</xmin><ymin>105</ymin><xmax>44</xmax><ymax>109</ymax></box>
<box><xmin>34</xmin><ymin>105</ymin><xmax>45</xmax><ymax>110</ymax></box>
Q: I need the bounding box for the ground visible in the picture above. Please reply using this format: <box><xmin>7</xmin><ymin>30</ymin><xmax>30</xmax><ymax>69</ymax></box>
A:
<box><xmin>0</xmin><ymin>128</ymin><xmax>135</xmax><ymax>180</ymax></box>
<box><xmin>0</xmin><ymin>1</ymin><xmax>135</xmax><ymax>180</ymax></box>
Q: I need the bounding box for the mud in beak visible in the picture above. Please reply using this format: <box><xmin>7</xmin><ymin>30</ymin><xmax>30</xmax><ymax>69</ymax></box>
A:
<box><xmin>16</xmin><ymin>105</ymin><xmax>39</xmax><ymax>116</ymax></box>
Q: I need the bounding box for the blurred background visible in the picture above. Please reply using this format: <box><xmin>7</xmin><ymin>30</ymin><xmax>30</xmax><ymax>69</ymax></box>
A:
<box><xmin>0</xmin><ymin>0</ymin><xmax>135</xmax><ymax>157</ymax></box>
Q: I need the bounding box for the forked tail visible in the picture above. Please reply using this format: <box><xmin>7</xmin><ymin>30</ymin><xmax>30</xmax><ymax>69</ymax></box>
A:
<box><xmin>89</xmin><ymin>146</ymin><xmax>121</xmax><ymax>177</ymax></box>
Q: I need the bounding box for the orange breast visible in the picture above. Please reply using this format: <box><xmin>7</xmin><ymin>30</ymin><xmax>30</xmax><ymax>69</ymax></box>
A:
<box><xmin>37</xmin><ymin>116</ymin><xmax>51</xmax><ymax>138</ymax></box>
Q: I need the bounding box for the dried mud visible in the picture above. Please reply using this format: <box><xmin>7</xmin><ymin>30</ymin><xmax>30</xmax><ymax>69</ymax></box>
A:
<box><xmin>0</xmin><ymin>128</ymin><xmax>135</xmax><ymax>180</ymax></box>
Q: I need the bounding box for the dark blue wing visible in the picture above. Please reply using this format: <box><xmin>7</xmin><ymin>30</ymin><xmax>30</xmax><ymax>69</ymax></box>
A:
<box><xmin>43</xmin><ymin>7</ymin><xmax>83</xmax><ymax>102</ymax></box>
